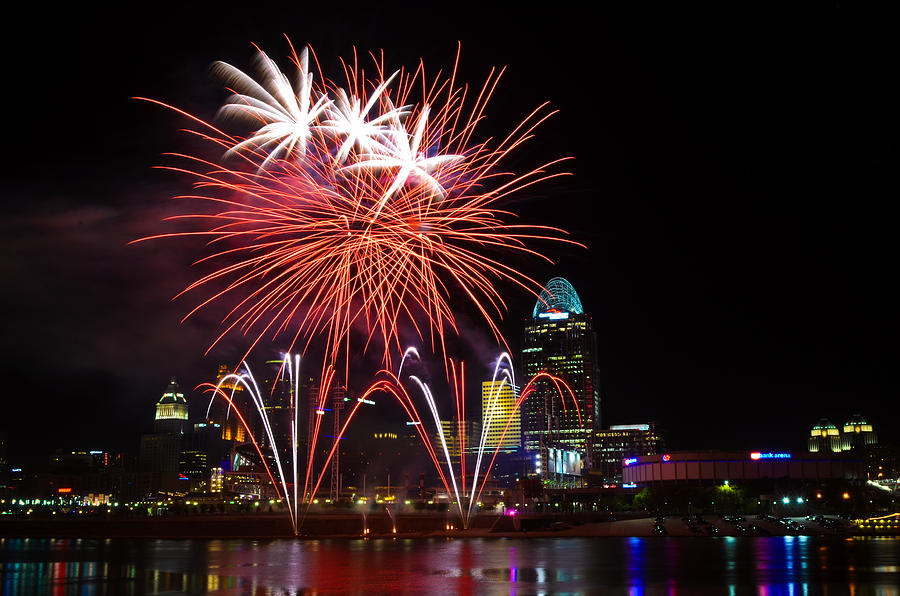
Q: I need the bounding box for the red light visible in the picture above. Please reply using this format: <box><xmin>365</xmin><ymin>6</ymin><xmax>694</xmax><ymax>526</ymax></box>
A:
<box><xmin>750</xmin><ymin>452</ymin><xmax>762</xmax><ymax>460</ymax></box>
<box><xmin>57</xmin><ymin>488</ymin><xmax>72</xmax><ymax>494</ymax></box>
<box><xmin>662</xmin><ymin>454</ymin><xmax>671</xmax><ymax>462</ymax></box>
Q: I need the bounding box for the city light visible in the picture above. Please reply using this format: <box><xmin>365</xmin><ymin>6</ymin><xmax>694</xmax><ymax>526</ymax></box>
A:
<box><xmin>750</xmin><ymin>452</ymin><xmax>792</xmax><ymax>460</ymax></box>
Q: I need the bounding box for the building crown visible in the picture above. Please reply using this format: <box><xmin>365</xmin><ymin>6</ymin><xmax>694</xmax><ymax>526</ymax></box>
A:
<box><xmin>532</xmin><ymin>277</ymin><xmax>584</xmax><ymax>319</ymax></box>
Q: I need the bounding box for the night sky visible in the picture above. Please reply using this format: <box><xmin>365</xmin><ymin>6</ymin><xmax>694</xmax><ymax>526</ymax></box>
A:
<box><xmin>1</xmin><ymin>4</ymin><xmax>896</xmax><ymax>465</ymax></box>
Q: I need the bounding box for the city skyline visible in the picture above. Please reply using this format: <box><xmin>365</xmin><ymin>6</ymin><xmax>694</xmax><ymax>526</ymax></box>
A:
<box><xmin>1</xmin><ymin>3</ymin><xmax>897</xmax><ymax>464</ymax></box>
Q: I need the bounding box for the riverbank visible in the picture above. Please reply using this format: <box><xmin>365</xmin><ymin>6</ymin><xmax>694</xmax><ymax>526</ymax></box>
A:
<box><xmin>1</xmin><ymin>512</ymin><xmax>886</xmax><ymax>539</ymax></box>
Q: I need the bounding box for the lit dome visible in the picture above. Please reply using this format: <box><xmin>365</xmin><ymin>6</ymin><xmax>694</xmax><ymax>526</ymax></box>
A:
<box><xmin>810</xmin><ymin>418</ymin><xmax>839</xmax><ymax>437</ymax></box>
<box><xmin>532</xmin><ymin>277</ymin><xmax>584</xmax><ymax>319</ymax></box>
<box><xmin>155</xmin><ymin>377</ymin><xmax>189</xmax><ymax>433</ymax></box>
<box><xmin>157</xmin><ymin>377</ymin><xmax>187</xmax><ymax>405</ymax></box>
<box><xmin>844</xmin><ymin>414</ymin><xmax>872</xmax><ymax>433</ymax></box>
<box><xmin>843</xmin><ymin>414</ymin><xmax>873</xmax><ymax>433</ymax></box>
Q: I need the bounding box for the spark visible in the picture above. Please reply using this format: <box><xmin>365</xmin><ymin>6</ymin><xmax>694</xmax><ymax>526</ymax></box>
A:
<box><xmin>213</xmin><ymin>45</ymin><xmax>331</xmax><ymax>169</ymax></box>
<box><xmin>138</xmin><ymin>41</ymin><xmax>578</xmax><ymax>374</ymax></box>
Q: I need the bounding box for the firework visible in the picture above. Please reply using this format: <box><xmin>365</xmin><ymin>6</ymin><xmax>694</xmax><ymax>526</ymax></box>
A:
<box><xmin>203</xmin><ymin>350</ymin><xmax>580</xmax><ymax>533</ymax></box>
<box><xmin>138</xmin><ymin>41</ymin><xmax>578</xmax><ymax>372</ymax></box>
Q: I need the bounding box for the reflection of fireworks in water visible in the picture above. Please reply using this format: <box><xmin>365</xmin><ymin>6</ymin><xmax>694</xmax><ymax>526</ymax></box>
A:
<box><xmin>138</xmin><ymin>41</ymin><xmax>579</xmax><ymax>371</ymax></box>
<box><xmin>203</xmin><ymin>350</ymin><xmax>580</xmax><ymax>533</ymax></box>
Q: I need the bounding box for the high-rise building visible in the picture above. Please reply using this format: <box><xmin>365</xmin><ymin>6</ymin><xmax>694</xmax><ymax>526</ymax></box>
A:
<box><xmin>141</xmin><ymin>378</ymin><xmax>191</xmax><ymax>496</ymax></box>
<box><xmin>212</xmin><ymin>365</ymin><xmax>247</xmax><ymax>442</ymax></box>
<box><xmin>521</xmin><ymin>277</ymin><xmax>600</xmax><ymax>454</ymax></box>
<box><xmin>306</xmin><ymin>382</ymin><xmax>349</xmax><ymax>499</ymax></box>
<box><xmin>590</xmin><ymin>423</ymin><xmax>664</xmax><ymax>484</ymax></box>
<box><xmin>437</xmin><ymin>420</ymin><xmax>482</xmax><ymax>458</ymax></box>
<box><xmin>154</xmin><ymin>377</ymin><xmax>189</xmax><ymax>434</ymax></box>
<box><xmin>179</xmin><ymin>421</ymin><xmax>228</xmax><ymax>493</ymax></box>
<box><xmin>481</xmin><ymin>381</ymin><xmax>520</xmax><ymax>452</ymax></box>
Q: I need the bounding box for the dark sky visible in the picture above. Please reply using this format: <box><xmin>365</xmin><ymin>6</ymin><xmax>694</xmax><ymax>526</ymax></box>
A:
<box><xmin>1</xmin><ymin>3</ymin><xmax>896</xmax><ymax>465</ymax></box>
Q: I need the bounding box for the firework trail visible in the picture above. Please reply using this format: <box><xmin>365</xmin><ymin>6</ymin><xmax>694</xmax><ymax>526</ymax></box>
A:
<box><xmin>137</xmin><ymin>40</ymin><xmax>579</xmax><ymax>374</ymax></box>
<box><xmin>201</xmin><ymin>351</ymin><xmax>580</xmax><ymax>532</ymax></box>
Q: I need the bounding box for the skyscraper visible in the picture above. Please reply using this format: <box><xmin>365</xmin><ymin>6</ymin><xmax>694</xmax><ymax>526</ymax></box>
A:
<box><xmin>481</xmin><ymin>381</ymin><xmax>520</xmax><ymax>452</ymax></box>
<box><xmin>141</xmin><ymin>377</ymin><xmax>190</xmax><ymax>496</ymax></box>
<box><xmin>437</xmin><ymin>420</ymin><xmax>482</xmax><ymax>457</ymax></box>
<box><xmin>591</xmin><ymin>423</ymin><xmax>664</xmax><ymax>483</ymax></box>
<box><xmin>212</xmin><ymin>365</ymin><xmax>246</xmax><ymax>442</ymax></box>
<box><xmin>521</xmin><ymin>277</ymin><xmax>600</xmax><ymax>455</ymax></box>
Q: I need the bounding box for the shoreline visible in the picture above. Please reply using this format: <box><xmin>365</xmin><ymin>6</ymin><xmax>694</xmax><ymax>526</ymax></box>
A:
<box><xmin>2</xmin><ymin>513</ymin><xmax>892</xmax><ymax>540</ymax></box>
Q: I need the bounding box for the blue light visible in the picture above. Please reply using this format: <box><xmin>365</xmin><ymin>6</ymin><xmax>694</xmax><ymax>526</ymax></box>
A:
<box><xmin>537</xmin><ymin>311</ymin><xmax>569</xmax><ymax>320</ymax></box>
<box><xmin>751</xmin><ymin>452</ymin><xmax>792</xmax><ymax>460</ymax></box>
<box><xmin>532</xmin><ymin>277</ymin><xmax>584</xmax><ymax>318</ymax></box>
<box><xmin>623</xmin><ymin>457</ymin><xmax>638</xmax><ymax>466</ymax></box>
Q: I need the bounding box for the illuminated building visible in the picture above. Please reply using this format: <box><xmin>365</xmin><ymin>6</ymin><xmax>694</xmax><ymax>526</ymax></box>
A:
<box><xmin>139</xmin><ymin>378</ymin><xmax>192</xmax><ymax>496</ymax></box>
<box><xmin>840</xmin><ymin>414</ymin><xmax>878</xmax><ymax>451</ymax></box>
<box><xmin>590</xmin><ymin>423</ymin><xmax>664</xmax><ymax>484</ymax></box>
<box><xmin>482</xmin><ymin>381</ymin><xmax>520</xmax><ymax>452</ymax></box>
<box><xmin>154</xmin><ymin>377</ymin><xmax>189</xmax><ymax>435</ymax></box>
<box><xmin>306</xmin><ymin>382</ymin><xmax>349</xmax><ymax>499</ymax></box>
<box><xmin>521</xmin><ymin>277</ymin><xmax>600</xmax><ymax>455</ymax></box>
<box><xmin>861</xmin><ymin>444</ymin><xmax>899</xmax><ymax>481</ymax></box>
<box><xmin>623</xmin><ymin>451</ymin><xmax>864</xmax><ymax>486</ymax></box>
<box><xmin>210</xmin><ymin>467</ymin><xmax>223</xmax><ymax>492</ymax></box>
<box><xmin>261</xmin><ymin>360</ymin><xmax>302</xmax><ymax>478</ymax></box>
<box><xmin>179</xmin><ymin>421</ymin><xmax>228</xmax><ymax>493</ymax></box>
<box><xmin>808</xmin><ymin>418</ymin><xmax>844</xmax><ymax>453</ymax></box>
<box><xmin>437</xmin><ymin>420</ymin><xmax>482</xmax><ymax>458</ymax></box>
<box><xmin>212</xmin><ymin>365</ymin><xmax>246</xmax><ymax>442</ymax></box>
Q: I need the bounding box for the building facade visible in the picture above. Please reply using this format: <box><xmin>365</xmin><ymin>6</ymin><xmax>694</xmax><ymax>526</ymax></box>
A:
<box><xmin>437</xmin><ymin>420</ymin><xmax>482</xmax><ymax>458</ymax></box>
<box><xmin>841</xmin><ymin>415</ymin><xmax>878</xmax><ymax>451</ymax></box>
<box><xmin>521</xmin><ymin>277</ymin><xmax>600</xmax><ymax>454</ymax></box>
<box><xmin>623</xmin><ymin>451</ymin><xmax>864</xmax><ymax>486</ymax></box>
<box><xmin>808</xmin><ymin>415</ymin><xmax>878</xmax><ymax>454</ymax></box>
<box><xmin>481</xmin><ymin>381</ymin><xmax>520</xmax><ymax>452</ymax></box>
<box><xmin>591</xmin><ymin>423</ymin><xmax>665</xmax><ymax>484</ymax></box>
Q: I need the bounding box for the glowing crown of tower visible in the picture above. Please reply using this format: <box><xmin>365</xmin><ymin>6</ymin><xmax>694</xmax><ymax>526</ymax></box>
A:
<box><xmin>532</xmin><ymin>277</ymin><xmax>584</xmax><ymax>319</ymax></box>
<box><xmin>155</xmin><ymin>377</ymin><xmax>189</xmax><ymax>422</ymax></box>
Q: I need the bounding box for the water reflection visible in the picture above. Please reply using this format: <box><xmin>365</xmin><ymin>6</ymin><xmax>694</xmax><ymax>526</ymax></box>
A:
<box><xmin>1</xmin><ymin>536</ymin><xmax>899</xmax><ymax>595</ymax></box>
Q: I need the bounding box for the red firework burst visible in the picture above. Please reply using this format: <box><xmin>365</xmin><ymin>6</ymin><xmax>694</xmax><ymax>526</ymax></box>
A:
<box><xmin>137</xmin><ymin>41</ymin><xmax>580</xmax><ymax>372</ymax></box>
